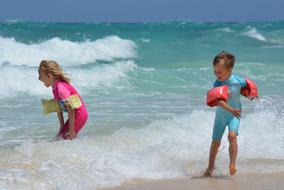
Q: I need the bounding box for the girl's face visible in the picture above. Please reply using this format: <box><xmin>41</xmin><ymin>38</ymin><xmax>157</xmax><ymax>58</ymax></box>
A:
<box><xmin>38</xmin><ymin>70</ymin><xmax>55</xmax><ymax>87</ymax></box>
<box><xmin>213</xmin><ymin>63</ymin><xmax>232</xmax><ymax>81</ymax></box>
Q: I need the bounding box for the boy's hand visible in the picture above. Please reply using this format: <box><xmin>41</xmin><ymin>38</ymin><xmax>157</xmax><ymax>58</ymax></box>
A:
<box><xmin>218</xmin><ymin>100</ymin><xmax>241</xmax><ymax>118</ymax></box>
<box><xmin>230</xmin><ymin>108</ymin><xmax>241</xmax><ymax>119</ymax></box>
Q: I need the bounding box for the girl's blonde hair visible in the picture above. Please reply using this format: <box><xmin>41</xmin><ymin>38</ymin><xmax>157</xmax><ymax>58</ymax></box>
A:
<box><xmin>39</xmin><ymin>60</ymin><xmax>70</xmax><ymax>83</ymax></box>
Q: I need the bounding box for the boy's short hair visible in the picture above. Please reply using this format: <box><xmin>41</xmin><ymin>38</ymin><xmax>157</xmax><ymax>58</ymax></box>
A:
<box><xmin>213</xmin><ymin>51</ymin><xmax>235</xmax><ymax>69</ymax></box>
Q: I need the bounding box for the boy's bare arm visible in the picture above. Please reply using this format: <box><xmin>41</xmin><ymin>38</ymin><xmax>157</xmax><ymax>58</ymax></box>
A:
<box><xmin>218</xmin><ymin>100</ymin><xmax>241</xmax><ymax>118</ymax></box>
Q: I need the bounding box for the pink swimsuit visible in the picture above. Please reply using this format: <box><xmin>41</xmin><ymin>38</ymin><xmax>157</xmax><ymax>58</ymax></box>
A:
<box><xmin>52</xmin><ymin>80</ymin><xmax>88</xmax><ymax>139</ymax></box>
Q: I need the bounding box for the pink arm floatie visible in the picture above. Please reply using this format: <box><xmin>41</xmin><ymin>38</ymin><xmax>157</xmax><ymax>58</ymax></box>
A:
<box><xmin>241</xmin><ymin>79</ymin><xmax>258</xmax><ymax>99</ymax></box>
<box><xmin>207</xmin><ymin>85</ymin><xmax>229</xmax><ymax>107</ymax></box>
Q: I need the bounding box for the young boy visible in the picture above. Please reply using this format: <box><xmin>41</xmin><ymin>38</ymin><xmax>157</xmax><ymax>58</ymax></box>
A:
<box><xmin>204</xmin><ymin>51</ymin><xmax>247</xmax><ymax>176</ymax></box>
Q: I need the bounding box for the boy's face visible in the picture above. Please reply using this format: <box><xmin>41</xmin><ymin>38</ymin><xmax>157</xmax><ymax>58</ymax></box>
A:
<box><xmin>38</xmin><ymin>70</ymin><xmax>54</xmax><ymax>87</ymax></box>
<box><xmin>213</xmin><ymin>62</ymin><xmax>232</xmax><ymax>81</ymax></box>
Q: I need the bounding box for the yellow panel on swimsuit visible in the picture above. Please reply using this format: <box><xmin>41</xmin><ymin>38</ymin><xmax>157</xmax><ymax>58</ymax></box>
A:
<box><xmin>68</xmin><ymin>94</ymin><xmax>82</xmax><ymax>109</ymax></box>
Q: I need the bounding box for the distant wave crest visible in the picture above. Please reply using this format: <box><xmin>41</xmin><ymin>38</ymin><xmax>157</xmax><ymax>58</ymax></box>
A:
<box><xmin>0</xmin><ymin>35</ymin><xmax>137</xmax><ymax>66</ymax></box>
<box><xmin>242</xmin><ymin>27</ymin><xmax>266</xmax><ymax>41</ymax></box>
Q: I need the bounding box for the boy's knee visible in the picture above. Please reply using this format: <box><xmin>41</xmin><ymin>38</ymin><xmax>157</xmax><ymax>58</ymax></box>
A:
<box><xmin>228</xmin><ymin>132</ymin><xmax>237</xmax><ymax>141</ymax></box>
<box><xmin>211</xmin><ymin>140</ymin><xmax>221</xmax><ymax>147</ymax></box>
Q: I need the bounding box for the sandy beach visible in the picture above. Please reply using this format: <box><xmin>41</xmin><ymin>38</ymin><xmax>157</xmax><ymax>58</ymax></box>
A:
<box><xmin>101</xmin><ymin>173</ymin><xmax>284</xmax><ymax>190</ymax></box>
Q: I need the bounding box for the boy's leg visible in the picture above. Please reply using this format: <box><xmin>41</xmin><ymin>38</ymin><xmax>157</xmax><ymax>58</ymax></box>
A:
<box><xmin>204</xmin><ymin>140</ymin><xmax>221</xmax><ymax>176</ymax></box>
<box><xmin>228</xmin><ymin>131</ymin><xmax>237</xmax><ymax>175</ymax></box>
<box><xmin>228</xmin><ymin>116</ymin><xmax>240</xmax><ymax>175</ymax></box>
<box><xmin>204</xmin><ymin>115</ymin><xmax>226</xmax><ymax>176</ymax></box>
<box><xmin>208</xmin><ymin>141</ymin><xmax>221</xmax><ymax>169</ymax></box>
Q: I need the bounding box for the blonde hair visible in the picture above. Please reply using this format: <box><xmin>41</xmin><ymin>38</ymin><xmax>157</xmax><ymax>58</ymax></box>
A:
<box><xmin>213</xmin><ymin>51</ymin><xmax>235</xmax><ymax>69</ymax></box>
<box><xmin>39</xmin><ymin>60</ymin><xmax>70</xmax><ymax>83</ymax></box>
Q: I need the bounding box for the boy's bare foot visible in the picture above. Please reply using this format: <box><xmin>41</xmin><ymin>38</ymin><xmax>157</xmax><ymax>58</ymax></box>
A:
<box><xmin>203</xmin><ymin>167</ymin><xmax>214</xmax><ymax>177</ymax></box>
<box><xmin>229</xmin><ymin>165</ymin><xmax>237</xmax><ymax>175</ymax></box>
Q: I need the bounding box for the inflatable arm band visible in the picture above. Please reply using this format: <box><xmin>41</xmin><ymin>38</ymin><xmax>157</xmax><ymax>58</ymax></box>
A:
<box><xmin>41</xmin><ymin>99</ymin><xmax>61</xmax><ymax>115</ymax></box>
<box><xmin>41</xmin><ymin>94</ymin><xmax>82</xmax><ymax>115</ymax></box>
<box><xmin>241</xmin><ymin>79</ymin><xmax>258</xmax><ymax>99</ymax></box>
<box><xmin>207</xmin><ymin>85</ymin><xmax>229</xmax><ymax>107</ymax></box>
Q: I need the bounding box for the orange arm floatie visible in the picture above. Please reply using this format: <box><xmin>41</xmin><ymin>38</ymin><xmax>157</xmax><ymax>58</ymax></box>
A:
<box><xmin>207</xmin><ymin>85</ymin><xmax>229</xmax><ymax>107</ymax></box>
<box><xmin>241</xmin><ymin>79</ymin><xmax>258</xmax><ymax>99</ymax></box>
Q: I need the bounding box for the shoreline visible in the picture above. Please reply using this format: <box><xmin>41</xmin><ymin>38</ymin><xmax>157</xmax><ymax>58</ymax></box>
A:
<box><xmin>101</xmin><ymin>173</ymin><xmax>284</xmax><ymax>190</ymax></box>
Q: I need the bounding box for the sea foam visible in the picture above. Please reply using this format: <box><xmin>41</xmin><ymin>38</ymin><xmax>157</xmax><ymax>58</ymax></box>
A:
<box><xmin>0</xmin><ymin>35</ymin><xmax>137</xmax><ymax>66</ymax></box>
<box><xmin>1</xmin><ymin>107</ymin><xmax>282</xmax><ymax>189</ymax></box>
<box><xmin>242</xmin><ymin>27</ymin><xmax>266</xmax><ymax>41</ymax></box>
<box><xmin>0</xmin><ymin>61</ymin><xmax>137</xmax><ymax>99</ymax></box>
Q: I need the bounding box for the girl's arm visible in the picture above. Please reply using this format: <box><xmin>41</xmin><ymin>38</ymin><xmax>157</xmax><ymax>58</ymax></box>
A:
<box><xmin>64</xmin><ymin>101</ymin><xmax>76</xmax><ymax>139</ymax></box>
<box><xmin>218</xmin><ymin>100</ymin><xmax>241</xmax><ymax>118</ymax></box>
<box><xmin>57</xmin><ymin>110</ymin><xmax>64</xmax><ymax>134</ymax></box>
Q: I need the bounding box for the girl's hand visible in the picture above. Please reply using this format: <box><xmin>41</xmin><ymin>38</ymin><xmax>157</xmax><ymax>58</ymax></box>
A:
<box><xmin>64</xmin><ymin>99</ymin><xmax>76</xmax><ymax>140</ymax></box>
<box><xmin>54</xmin><ymin>133</ymin><xmax>63</xmax><ymax>140</ymax></box>
<box><xmin>64</xmin><ymin>100</ymin><xmax>72</xmax><ymax>111</ymax></box>
<box><xmin>64</xmin><ymin>129</ymin><xmax>76</xmax><ymax>140</ymax></box>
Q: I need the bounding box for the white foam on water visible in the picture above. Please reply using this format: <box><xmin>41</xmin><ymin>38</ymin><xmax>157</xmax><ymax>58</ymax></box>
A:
<box><xmin>140</xmin><ymin>38</ymin><xmax>151</xmax><ymax>43</ymax></box>
<box><xmin>0</xmin><ymin>35</ymin><xmax>137</xmax><ymax>66</ymax></box>
<box><xmin>218</xmin><ymin>28</ymin><xmax>234</xmax><ymax>33</ymax></box>
<box><xmin>71</xmin><ymin>61</ymin><xmax>137</xmax><ymax>91</ymax></box>
<box><xmin>1</xmin><ymin>105</ymin><xmax>283</xmax><ymax>189</ymax></box>
<box><xmin>241</xmin><ymin>27</ymin><xmax>267</xmax><ymax>41</ymax></box>
<box><xmin>0</xmin><ymin>61</ymin><xmax>137</xmax><ymax>99</ymax></box>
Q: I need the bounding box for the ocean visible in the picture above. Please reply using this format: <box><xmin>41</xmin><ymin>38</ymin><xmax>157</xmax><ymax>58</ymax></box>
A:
<box><xmin>0</xmin><ymin>20</ymin><xmax>284</xmax><ymax>189</ymax></box>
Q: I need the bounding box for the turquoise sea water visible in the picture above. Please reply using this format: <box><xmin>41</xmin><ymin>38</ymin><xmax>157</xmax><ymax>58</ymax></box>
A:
<box><xmin>0</xmin><ymin>21</ymin><xmax>284</xmax><ymax>189</ymax></box>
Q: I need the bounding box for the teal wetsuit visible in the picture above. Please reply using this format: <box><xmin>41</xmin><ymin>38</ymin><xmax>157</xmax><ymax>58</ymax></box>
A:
<box><xmin>212</xmin><ymin>74</ymin><xmax>246</xmax><ymax>141</ymax></box>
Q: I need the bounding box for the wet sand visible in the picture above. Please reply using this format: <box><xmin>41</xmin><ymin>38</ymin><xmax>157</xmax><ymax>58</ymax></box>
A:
<box><xmin>101</xmin><ymin>173</ymin><xmax>284</xmax><ymax>190</ymax></box>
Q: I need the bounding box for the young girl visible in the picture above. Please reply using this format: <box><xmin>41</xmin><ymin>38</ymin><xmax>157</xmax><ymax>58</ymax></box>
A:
<box><xmin>38</xmin><ymin>60</ymin><xmax>88</xmax><ymax>140</ymax></box>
